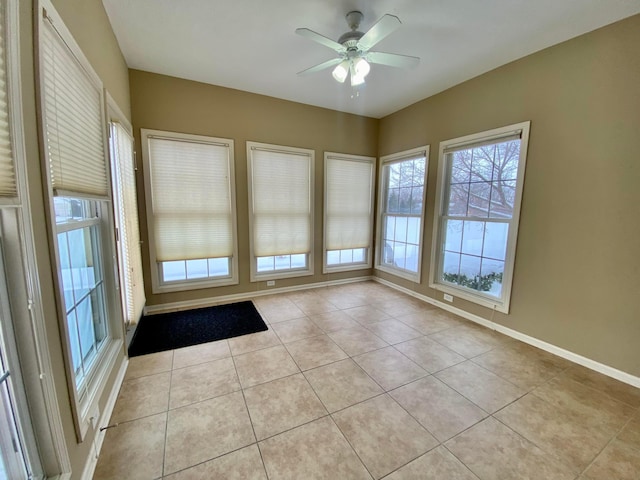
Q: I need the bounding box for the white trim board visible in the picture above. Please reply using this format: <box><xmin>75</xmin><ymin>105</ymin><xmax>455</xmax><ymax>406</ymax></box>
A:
<box><xmin>80</xmin><ymin>356</ymin><xmax>128</xmax><ymax>480</ymax></box>
<box><xmin>373</xmin><ymin>277</ymin><xmax>640</xmax><ymax>389</ymax></box>
<box><xmin>143</xmin><ymin>275</ymin><xmax>374</xmax><ymax>315</ymax></box>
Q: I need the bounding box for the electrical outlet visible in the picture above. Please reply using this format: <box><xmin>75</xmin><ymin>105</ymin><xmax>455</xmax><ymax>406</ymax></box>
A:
<box><xmin>266</xmin><ymin>280</ymin><xmax>275</xmax><ymax>287</ymax></box>
<box><xmin>443</xmin><ymin>293</ymin><xmax>453</xmax><ymax>302</ymax></box>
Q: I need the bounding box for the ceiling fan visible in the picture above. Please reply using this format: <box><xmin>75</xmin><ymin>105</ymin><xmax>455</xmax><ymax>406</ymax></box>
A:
<box><xmin>296</xmin><ymin>11</ymin><xmax>420</xmax><ymax>86</ymax></box>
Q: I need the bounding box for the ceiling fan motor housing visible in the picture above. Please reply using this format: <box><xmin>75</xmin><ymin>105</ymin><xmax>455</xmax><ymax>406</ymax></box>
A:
<box><xmin>339</xmin><ymin>11</ymin><xmax>365</xmax><ymax>54</ymax></box>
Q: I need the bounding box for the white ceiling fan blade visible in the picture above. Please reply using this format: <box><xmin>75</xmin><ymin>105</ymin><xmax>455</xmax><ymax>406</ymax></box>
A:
<box><xmin>357</xmin><ymin>14</ymin><xmax>401</xmax><ymax>51</ymax></box>
<box><xmin>297</xmin><ymin>57</ymin><xmax>343</xmax><ymax>76</ymax></box>
<box><xmin>367</xmin><ymin>51</ymin><xmax>420</xmax><ymax>69</ymax></box>
<box><xmin>296</xmin><ymin>28</ymin><xmax>346</xmax><ymax>53</ymax></box>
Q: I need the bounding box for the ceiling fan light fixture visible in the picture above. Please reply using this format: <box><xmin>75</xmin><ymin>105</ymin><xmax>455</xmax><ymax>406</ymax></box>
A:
<box><xmin>350</xmin><ymin>63</ymin><xmax>365</xmax><ymax>86</ymax></box>
<box><xmin>353</xmin><ymin>57</ymin><xmax>370</xmax><ymax>78</ymax></box>
<box><xmin>332</xmin><ymin>60</ymin><xmax>349</xmax><ymax>83</ymax></box>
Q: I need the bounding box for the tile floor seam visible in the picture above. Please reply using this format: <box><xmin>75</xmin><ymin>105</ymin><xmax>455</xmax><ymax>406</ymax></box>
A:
<box><xmin>228</xmin><ymin>352</ymin><xmax>270</xmax><ymax>479</ymax></box>
<box><xmin>466</xmin><ymin>356</ymin><xmax>533</xmax><ymax>391</ymax></box>
<box><xmin>489</xmin><ymin>411</ymin><xmax>581</xmax><ymax>476</ymax></box>
<box><xmin>574</xmin><ymin>406</ymin><xmax>640</xmax><ymax>478</ymax></box>
<box><xmin>324</xmin><ymin>411</ymin><xmax>377</xmax><ymax>479</ymax></box>
<box><xmin>229</xmin><ymin>339</ymin><xmax>284</xmax><ymax>358</ymax></box>
<box><xmin>440</xmin><ymin>443</ymin><xmax>483</xmax><ymax>480</ymax></box>
<box><xmin>387</xmin><ymin>375</ymin><xmax>492</xmax><ymax>443</ymax></box>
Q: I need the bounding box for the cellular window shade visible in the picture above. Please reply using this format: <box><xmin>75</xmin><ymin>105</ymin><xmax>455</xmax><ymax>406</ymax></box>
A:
<box><xmin>325</xmin><ymin>157</ymin><xmax>373</xmax><ymax>250</ymax></box>
<box><xmin>148</xmin><ymin>137</ymin><xmax>233</xmax><ymax>262</ymax></box>
<box><xmin>0</xmin><ymin>2</ymin><xmax>16</xmax><ymax>198</ymax></box>
<box><xmin>111</xmin><ymin>123</ymin><xmax>145</xmax><ymax>324</ymax></box>
<box><xmin>250</xmin><ymin>148</ymin><xmax>311</xmax><ymax>257</ymax></box>
<box><xmin>41</xmin><ymin>16</ymin><xmax>107</xmax><ymax>198</ymax></box>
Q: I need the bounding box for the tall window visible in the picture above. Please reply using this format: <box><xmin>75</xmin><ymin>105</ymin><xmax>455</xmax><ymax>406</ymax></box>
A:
<box><xmin>38</xmin><ymin>2</ymin><xmax>122</xmax><ymax>440</ymax></box>
<box><xmin>247</xmin><ymin>142</ymin><xmax>314</xmax><ymax>281</ymax></box>
<box><xmin>0</xmin><ymin>0</ymin><xmax>45</xmax><ymax>477</ymax></box>
<box><xmin>375</xmin><ymin>146</ymin><xmax>429</xmax><ymax>282</ymax></box>
<box><xmin>324</xmin><ymin>152</ymin><xmax>375</xmax><ymax>272</ymax></box>
<box><xmin>430</xmin><ymin>122</ymin><xmax>530</xmax><ymax>313</ymax></box>
<box><xmin>141</xmin><ymin>130</ymin><xmax>238</xmax><ymax>293</ymax></box>
<box><xmin>109</xmin><ymin>118</ymin><xmax>145</xmax><ymax>326</ymax></box>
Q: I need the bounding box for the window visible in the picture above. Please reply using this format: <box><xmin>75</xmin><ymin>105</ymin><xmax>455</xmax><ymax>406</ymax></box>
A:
<box><xmin>54</xmin><ymin>198</ymin><xmax>108</xmax><ymax>389</ymax></box>
<box><xmin>0</xmin><ymin>0</ymin><xmax>46</xmax><ymax>477</ymax></box>
<box><xmin>37</xmin><ymin>1</ymin><xmax>122</xmax><ymax>440</ymax></box>
<box><xmin>430</xmin><ymin>122</ymin><xmax>530</xmax><ymax>313</ymax></box>
<box><xmin>108</xmin><ymin>114</ymin><xmax>145</xmax><ymax>326</ymax></box>
<box><xmin>247</xmin><ymin>142</ymin><xmax>314</xmax><ymax>281</ymax></box>
<box><xmin>375</xmin><ymin>146</ymin><xmax>429</xmax><ymax>282</ymax></box>
<box><xmin>141</xmin><ymin>130</ymin><xmax>238</xmax><ymax>293</ymax></box>
<box><xmin>324</xmin><ymin>152</ymin><xmax>375</xmax><ymax>272</ymax></box>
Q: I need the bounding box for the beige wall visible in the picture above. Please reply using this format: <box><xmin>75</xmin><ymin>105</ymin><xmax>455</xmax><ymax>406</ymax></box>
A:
<box><xmin>129</xmin><ymin>70</ymin><xmax>379</xmax><ymax>307</ymax></box>
<box><xmin>19</xmin><ymin>0</ymin><xmax>130</xmax><ymax>477</ymax></box>
<box><xmin>378</xmin><ymin>14</ymin><xmax>640</xmax><ymax>377</ymax></box>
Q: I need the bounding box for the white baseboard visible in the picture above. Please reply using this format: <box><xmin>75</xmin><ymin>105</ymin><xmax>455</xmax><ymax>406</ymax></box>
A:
<box><xmin>373</xmin><ymin>277</ymin><xmax>640</xmax><ymax>389</ymax></box>
<box><xmin>143</xmin><ymin>275</ymin><xmax>374</xmax><ymax>315</ymax></box>
<box><xmin>81</xmin><ymin>356</ymin><xmax>129</xmax><ymax>480</ymax></box>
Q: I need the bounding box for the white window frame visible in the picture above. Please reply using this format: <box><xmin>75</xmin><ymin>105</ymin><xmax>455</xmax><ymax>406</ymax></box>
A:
<box><xmin>36</xmin><ymin>0</ymin><xmax>123</xmax><ymax>441</ymax></box>
<box><xmin>429</xmin><ymin>121</ymin><xmax>530</xmax><ymax>313</ymax></box>
<box><xmin>323</xmin><ymin>152</ymin><xmax>375</xmax><ymax>273</ymax></box>
<box><xmin>141</xmin><ymin>129</ymin><xmax>239</xmax><ymax>293</ymax></box>
<box><xmin>375</xmin><ymin>146</ymin><xmax>429</xmax><ymax>283</ymax></box>
<box><xmin>247</xmin><ymin>142</ymin><xmax>314</xmax><ymax>282</ymax></box>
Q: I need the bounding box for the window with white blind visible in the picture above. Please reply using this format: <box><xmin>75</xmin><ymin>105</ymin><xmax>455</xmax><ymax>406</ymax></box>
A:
<box><xmin>37</xmin><ymin>1</ymin><xmax>122</xmax><ymax>441</ymax></box>
<box><xmin>375</xmin><ymin>146</ymin><xmax>429</xmax><ymax>282</ymax></box>
<box><xmin>430</xmin><ymin>122</ymin><xmax>530</xmax><ymax>313</ymax></box>
<box><xmin>324</xmin><ymin>152</ymin><xmax>375</xmax><ymax>273</ymax></box>
<box><xmin>247</xmin><ymin>142</ymin><xmax>314</xmax><ymax>281</ymax></box>
<box><xmin>109</xmin><ymin>118</ymin><xmax>145</xmax><ymax>325</ymax></box>
<box><xmin>141</xmin><ymin>129</ymin><xmax>238</xmax><ymax>293</ymax></box>
<box><xmin>0</xmin><ymin>0</ymin><xmax>46</xmax><ymax>477</ymax></box>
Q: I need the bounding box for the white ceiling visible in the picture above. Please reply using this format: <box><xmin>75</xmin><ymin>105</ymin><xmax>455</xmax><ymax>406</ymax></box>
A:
<box><xmin>102</xmin><ymin>0</ymin><xmax>640</xmax><ymax>119</ymax></box>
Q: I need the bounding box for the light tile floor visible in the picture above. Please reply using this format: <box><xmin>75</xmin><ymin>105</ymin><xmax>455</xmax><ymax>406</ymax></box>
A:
<box><xmin>94</xmin><ymin>281</ymin><xmax>640</xmax><ymax>480</ymax></box>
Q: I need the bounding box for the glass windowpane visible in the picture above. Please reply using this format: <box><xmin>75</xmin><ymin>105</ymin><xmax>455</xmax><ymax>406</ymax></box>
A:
<box><xmin>162</xmin><ymin>261</ymin><xmax>186</xmax><ymax>281</ymax></box>
<box><xmin>208</xmin><ymin>258</ymin><xmax>230</xmax><ymax>276</ymax></box>
<box><xmin>290</xmin><ymin>254</ymin><xmax>306</xmax><ymax>269</ymax></box>
<box><xmin>447</xmin><ymin>183</ymin><xmax>469</xmax><ymax>216</ymax></box>
<box><xmin>489</xmin><ymin>180</ymin><xmax>516</xmax><ymax>218</ymax></box>
<box><xmin>257</xmin><ymin>256</ymin><xmax>274</xmax><ymax>272</ymax></box>
<box><xmin>394</xmin><ymin>216</ymin><xmax>408</xmax><ymax>243</ymax></box>
<box><xmin>461</xmin><ymin>221</ymin><xmax>484</xmax><ymax>256</ymax></box>
<box><xmin>186</xmin><ymin>259</ymin><xmax>208</xmax><ymax>279</ymax></box>
<box><xmin>407</xmin><ymin>217</ymin><xmax>421</xmax><ymax>245</ymax></box>
<box><xmin>274</xmin><ymin>255</ymin><xmax>291</xmax><ymax>270</ymax></box>
<box><xmin>482</xmin><ymin>223</ymin><xmax>509</xmax><ymax>260</ymax></box>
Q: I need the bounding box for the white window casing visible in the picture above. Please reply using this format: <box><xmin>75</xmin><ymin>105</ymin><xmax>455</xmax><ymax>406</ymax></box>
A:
<box><xmin>429</xmin><ymin>121</ymin><xmax>531</xmax><ymax>313</ymax></box>
<box><xmin>247</xmin><ymin>142</ymin><xmax>314</xmax><ymax>281</ymax></box>
<box><xmin>324</xmin><ymin>152</ymin><xmax>375</xmax><ymax>272</ymax></box>
<box><xmin>141</xmin><ymin>129</ymin><xmax>239</xmax><ymax>293</ymax></box>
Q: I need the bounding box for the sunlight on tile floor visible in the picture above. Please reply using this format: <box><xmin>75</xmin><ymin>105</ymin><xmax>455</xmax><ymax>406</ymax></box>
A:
<box><xmin>94</xmin><ymin>281</ymin><xmax>640</xmax><ymax>479</ymax></box>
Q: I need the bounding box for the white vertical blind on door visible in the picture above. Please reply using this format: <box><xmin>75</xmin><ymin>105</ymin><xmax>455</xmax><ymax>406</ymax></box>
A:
<box><xmin>325</xmin><ymin>155</ymin><xmax>374</xmax><ymax>250</ymax></box>
<box><xmin>249</xmin><ymin>147</ymin><xmax>312</xmax><ymax>257</ymax></box>
<box><xmin>40</xmin><ymin>13</ymin><xmax>107</xmax><ymax>198</ymax></box>
<box><xmin>110</xmin><ymin>122</ymin><xmax>145</xmax><ymax>324</ymax></box>
<box><xmin>147</xmin><ymin>136</ymin><xmax>234</xmax><ymax>262</ymax></box>
<box><xmin>0</xmin><ymin>1</ymin><xmax>16</xmax><ymax>199</ymax></box>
